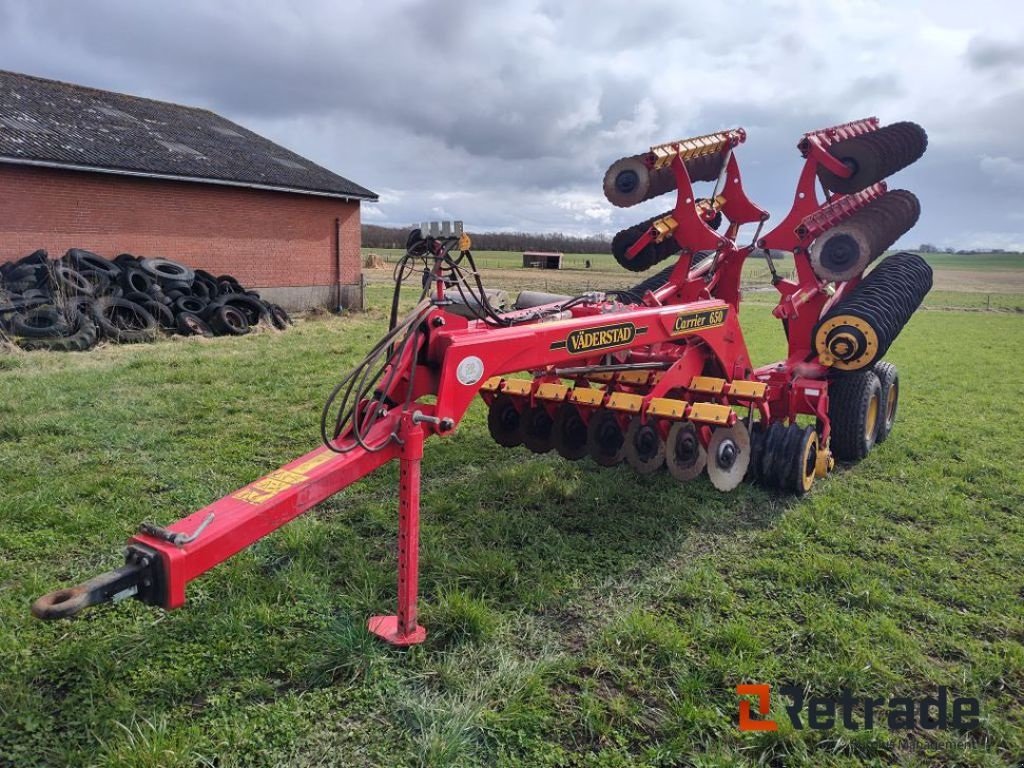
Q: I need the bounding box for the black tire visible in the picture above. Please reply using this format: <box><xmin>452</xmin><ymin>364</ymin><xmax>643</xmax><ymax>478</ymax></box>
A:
<box><xmin>176</xmin><ymin>311</ymin><xmax>214</xmax><ymax>338</ymax></box>
<box><xmin>91</xmin><ymin>297</ymin><xmax>158</xmax><ymax>343</ymax></box>
<box><xmin>120</xmin><ymin>268</ymin><xmax>155</xmax><ymax>294</ymax></box>
<box><xmin>189</xmin><ymin>279</ymin><xmax>212</xmax><ymax>301</ymax></box>
<box><xmin>143</xmin><ymin>300</ymin><xmax>176</xmax><ymax>330</ymax></box>
<box><xmin>64</xmin><ymin>249</ymin><xmax>121</xmax><ymax>279</ymax></box>
<box><xmin>13</xmin><ymin>249</ymin><xmax>48</xmax><ymax>269</ymax></box>
<box><xmin>140</xmin><ymin>258</ymin><xmax>195</xmax><ymax>286</ymax></box>
<box><xmin>217</xmin><ymin>279</ymin><xmax>244</xmax><ymax>295</ymax></box>
<box><xmin>207</xmin><ymin>294</ymin><xmax>271</xmax><ymax>326</ymax></box>
<box><xmin>15</xmin><ymin>308</ymin><xmax>98</xmax><ymax>352</ymax></box>
<box><xmin>161</xmin><ymin>280</ymin><xmax>192</xmax><ymax>294</ymax></box>
<box><xmin>268</xmin><ymin>304</ymin><xmax>291</xmax><ymax>330</ymax></box>
<box><xmin>77</xmin><ymin>269</ymin><xmax>111</xmax><ymax>297</ymax></box>
<box><xmin>50</xmin><ymin>265</ymin><xmax>94</xmax><ymax>297</ymax></box>
<box><xmin>828</xmin><ymin>370</ymin><xmax>882</xmax><ymax>461</ymax></box>
<box><xmin>208</xmin><ymin>304</ymin><xmax>250</xmax><ymax>336</ymax></box>
<box><xmin>124</xmin><ymin>290</ymin><xmax>155</xmax><ymax>305</ymax></box>
<box><xmin>788</xmin><ymin>426</ymin><xmax>819</xmax><ymax>496</ymax></box>
<box><xmin>11</xmin><ymin>306</ymin><xmax>72</xmax><ymax>338</ymax></box>
<box><xmin>174</xmin><ymin>295</ymin><xmax>208</xmax><ymax>315</ymax></box>
<box><xmin>873</xmin><ymin>361</ymin><xmax>899</xmax><ymax>444</ymax></box>
<box><xmin>113</xmin><ymin>253</ymin><xmax>140</xmax><ymax>266</ymax></box>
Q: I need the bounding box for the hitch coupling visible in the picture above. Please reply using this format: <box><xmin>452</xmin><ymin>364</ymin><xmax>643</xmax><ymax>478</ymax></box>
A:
<box><xmin>31</xmin><ymin>545</ymin><xmax>163</xmax><ymax>620</ymax></box>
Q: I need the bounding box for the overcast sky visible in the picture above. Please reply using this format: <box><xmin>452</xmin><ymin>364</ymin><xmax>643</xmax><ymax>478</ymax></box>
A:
<box><xmin>1</xmin><ymin>0</ymin><xmax>1022</xmax><ymax>249</ymax></box>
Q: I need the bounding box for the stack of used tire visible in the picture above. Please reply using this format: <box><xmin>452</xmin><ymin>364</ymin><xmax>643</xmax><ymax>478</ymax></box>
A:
<box><xmin>0</xmin><ymin>249</ymin><xmax>291</xmax><ymax>352</ymax></box>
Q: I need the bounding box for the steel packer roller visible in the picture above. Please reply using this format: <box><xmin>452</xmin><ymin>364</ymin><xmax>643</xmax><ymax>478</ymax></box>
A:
<box><xmin>810</xmin><ymin>120</ymin><xmax>928</xmax><ymax>195</ymax></box>
<box><xmin>809</xmin><ymin>189</ymin><xmax>921</xmax><ymax>281</ymax></box>
<box><xmin>33</xmin><ymin>116</ymin><xmax>930</xmax><ymax>648</ymax></box>
<box><xmin>813</xmin><ymin>251</ymin><xmax>933</xmax><ymax>371</ymax></box>
<box><xmin>604</xmin><ymin>149</ymin><xmax>727</xmax><ymax>208</ymax></box>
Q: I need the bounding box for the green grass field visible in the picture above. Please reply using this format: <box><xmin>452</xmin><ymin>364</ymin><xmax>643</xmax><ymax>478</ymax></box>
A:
<box><xmin>1</xmin><ymin>282</ymin><xmax>1023</xmax><ymax>766</ymax></box>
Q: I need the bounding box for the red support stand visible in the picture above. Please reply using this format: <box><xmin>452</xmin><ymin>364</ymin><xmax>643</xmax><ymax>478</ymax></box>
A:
<box><xmin>368</xmin><ymin>419</ymin><xmax>428</xmax><ymax>646</ymax></box>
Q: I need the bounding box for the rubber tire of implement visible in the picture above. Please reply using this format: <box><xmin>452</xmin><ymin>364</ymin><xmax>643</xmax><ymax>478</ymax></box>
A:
<box><xmin>788</xmin><ymin>426</ymin><xmax>819</xmax><ymax>496</ymax></box>
<box><xmin>828</xmin><ymin>370</ymin><xmax>882</xmax><ymax>462</ymax></box>
<box><xmin>176</xmin><ymin>311</ymin><xmax>214</xmax><ymax>338</ymax></box>
<box><xmin>873</xmin><ymin>360</ymin><xmax>899</xmax><ymax>444</ymax></box>
<box><xmin>208</xmin><ymin>304</ymin><xmax>251</xmax><ymax>336</ymax></box>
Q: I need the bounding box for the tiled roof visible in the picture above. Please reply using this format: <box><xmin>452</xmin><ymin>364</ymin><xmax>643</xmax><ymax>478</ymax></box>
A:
<box><xmin>0</xmin><ymin>70</ymin><xmax>376</xmax><ymax>201</ymax></box>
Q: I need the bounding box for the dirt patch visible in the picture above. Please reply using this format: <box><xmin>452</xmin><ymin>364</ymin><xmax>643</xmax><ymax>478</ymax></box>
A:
<box><xmin>931</xmin><ymin>269</ymin><xmax>1024</xmax><ymax>293</ymax></box>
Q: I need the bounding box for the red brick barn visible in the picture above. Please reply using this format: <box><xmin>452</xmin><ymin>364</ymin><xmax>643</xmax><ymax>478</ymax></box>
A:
<box><xmin>0</xmin><ymin>70</ymin><xmax>377</xmax><ymax>310</ymax></box>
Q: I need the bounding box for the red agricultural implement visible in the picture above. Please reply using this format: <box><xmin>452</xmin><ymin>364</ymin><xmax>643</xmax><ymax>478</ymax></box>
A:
<box><xmin>33</xmin><ymin>117</ymin><xmax>932</xmax><ymax>646</ymax></box>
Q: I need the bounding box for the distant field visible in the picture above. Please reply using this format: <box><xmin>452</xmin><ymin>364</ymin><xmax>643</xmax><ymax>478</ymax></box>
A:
<box><xmin>362</xmin><ymin>248</ymin><xmax>1024</xmax><ymax>310</ymax></box>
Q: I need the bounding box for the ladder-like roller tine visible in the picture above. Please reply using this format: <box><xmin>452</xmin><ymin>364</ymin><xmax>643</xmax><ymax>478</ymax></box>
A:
<box><xmin>648</xmin><ymin>128</ymin><xmax>745</xmax><ymax>169</ymax></box>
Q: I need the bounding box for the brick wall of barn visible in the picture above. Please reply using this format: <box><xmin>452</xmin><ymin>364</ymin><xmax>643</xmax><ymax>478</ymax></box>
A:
<box><xmin>0</xmin><ymin>164</ymin><xmax>364</xmax><ymax>309</ymax></box>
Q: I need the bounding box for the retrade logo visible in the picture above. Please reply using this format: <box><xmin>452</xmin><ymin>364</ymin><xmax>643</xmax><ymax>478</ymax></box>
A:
<box><xmin>737</xmin><ymin>685</ymin><xmax>980</xmax><ymax>732</ymax></box>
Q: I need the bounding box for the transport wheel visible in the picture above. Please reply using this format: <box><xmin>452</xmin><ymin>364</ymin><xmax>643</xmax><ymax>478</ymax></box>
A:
<box><xmin>551</xmin><ymin>403</ymin><xmax>589</xmax><ymax>461</ymax></box>
<box><xmin>873</xmin><ymin>361</ymin><xmax>899</xmax><ymax>444</ymax></box>
<box><xmin>587</xmin><ymin>409</ymin><xmax>626</xmax><ymax>467</ymax></box>
<box><xmin>787</xmin><ymin>426</ymin><xmax>819</xmax><ymax>495</ymax></box>
<box><xmin>520</xmin><ymin>404</ymin><xmax>555</xmax><ymax>454</ymax></box>
<box><xmin>624</xmin><ymin>416</ymin><xmax>665</xmax><ymax>475</ymax></box>
<box><xmin>828</xmin><ymin>370</ymin><xmax>881</xmax><ymax>461</ymax></box>
<box><xmin>745</xmin><ymin>420</ymin><xmax>766</xmax><ymax>484</ymax></box>
<box><xmin>664</xmin><ymin>421</ymin><xmax>706</xmax><ymax>482</ymax></box>
<box><xmin>706</xmin><ymin>422</ymin><xmax>751</xmax><ymax>492</ymax></box>
<box><xmin>487</xmin><ymin>394</ymin><xmax>523</xmax><ymax>448</ymax></box>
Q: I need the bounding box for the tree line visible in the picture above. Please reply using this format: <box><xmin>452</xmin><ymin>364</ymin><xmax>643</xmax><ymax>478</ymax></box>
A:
<box><xmin>362</xmin><ymin>225</ymin><xmax>611</xmax><ymax>254</ymax></box>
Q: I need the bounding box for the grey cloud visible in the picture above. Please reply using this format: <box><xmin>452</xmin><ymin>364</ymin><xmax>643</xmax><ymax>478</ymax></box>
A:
<box><xmin>967</xmin><ymin>35</ymin><xmax>1024</xmax><ymax>70</ymax></box>
<box><xmin>0</xmin><ymin>0</ymin><xmax>1021</xmax><ymax>248</ymax></box>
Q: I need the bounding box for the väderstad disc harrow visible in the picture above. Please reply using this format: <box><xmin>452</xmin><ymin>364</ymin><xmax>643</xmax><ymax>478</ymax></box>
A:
<box><xmin>33</xmin><ymin>116</ymin><xmax>932</xmax><ymax>646</ymax></box>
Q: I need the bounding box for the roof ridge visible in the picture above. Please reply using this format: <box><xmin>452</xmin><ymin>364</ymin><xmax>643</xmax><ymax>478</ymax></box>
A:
<box><xmin>0</xmin><ymin>69</ymin><xmax>217</xmax><ymax>118</ymax></box>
